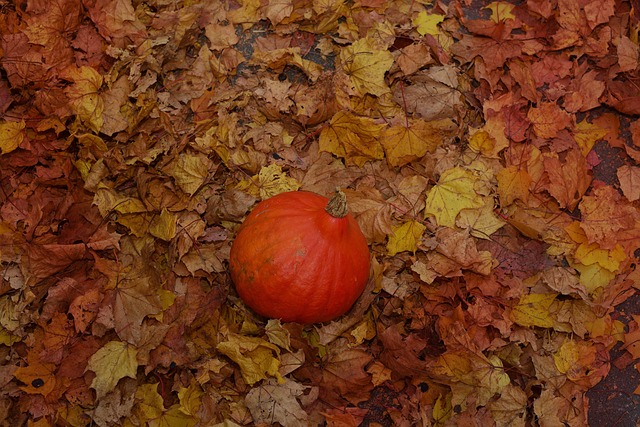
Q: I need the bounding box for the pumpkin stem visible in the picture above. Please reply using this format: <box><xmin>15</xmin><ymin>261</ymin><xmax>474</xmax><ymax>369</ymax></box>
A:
<box><xmin>325</xmin><ymin>188</ymin><xmax>349</xmax><ymax>218</ymax></box>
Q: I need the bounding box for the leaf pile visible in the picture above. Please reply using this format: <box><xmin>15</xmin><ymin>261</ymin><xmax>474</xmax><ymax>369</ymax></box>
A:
<box><xmin>1</xmin><ymin>0</ymin><xmax>640</xmax><ymax>425</ymax></box>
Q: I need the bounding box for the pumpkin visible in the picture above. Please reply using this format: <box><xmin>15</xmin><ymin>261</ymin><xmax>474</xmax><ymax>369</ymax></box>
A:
<box><xmin>229</xmin><ymin>189</ymin><xmax>370</xmax><ymax>324</ymax></box>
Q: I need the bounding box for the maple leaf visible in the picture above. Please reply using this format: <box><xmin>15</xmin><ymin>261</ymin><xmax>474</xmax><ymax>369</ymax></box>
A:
<box><xmin>148</xmin><ymin>209</ymin><xmax>177</xmax><ymax>241</ymax></box>
<box><xmin>86</xmin><ymin>340</ymin><xmax>138</xmax><ymax>399</ymax></box>
<box><xmin>578</xmin><ymin>185</ymin><xmax>637</xmax><ymax>250</ymax></box>
<box><xmin>340</xmin><ymin>187</ymin><xmax>392</xmax><ymax>243</ymax></box>
<box><xmin>527</xmin><ymin>102</ymin><xmax>572</xmax><ymax>139</ymax></box>
<box><xmin>85</xmin><ymin>0</ymin><xmax>147</xmax><ymax>45</ymax></box>
<box><xmin>395</xmin><ymin>66</ymin><xmax>464</xmax><ymax>121</ymax></box>
<box><xmin>617</xmin><ymin>165</ymin><xmax>640</xmax><ymax>202</ymax></box>
<box><xmin>14</xmin><ymin>352</ymin><xmax>57</xmax><ymax>397</ymax></box>
<box><xmin>386</xmin><ymin>220</ymin><xmax>426</xmax><ymax>256</ymax></box>
<box><xmin>542</xmin><ymin>149</ymin><xmax>591</xmax><ymax>210</ymax></box>
<box><xmin>457</xmin><ymin>200</ymin><xmax>506</xmax><ymax>239</ymax></box>
<box><xmin>111</xmin><ymin>280</ymin><xmax>163</xmax><ymax>345</ymax></box>
<box><xmin>216</xmin><ymin>333</ymin><xmax>283</xmax><ymax>386</ymax></box>
<box><xmin>0</xmin><ymin>120</ymin><xmax>25</xmax><ymax>154</ymax></box>
<box><xmin>165</xmin><ymin>152</ymin><xmax>213</xmax><ymax>197</ymax></box>
<box><xmin>573</xmin><ymin>119</ymin><xmax>608</xmax><ymax>156</ymax></box>
<box><xmin>485</xmin><ymin>2</ymin><xmax>516</xmax><ymax>23</ymax></box>
<box><xmin>583</xmin><ymin>0</ymin><xmax>615</xmax><ymax>29</ymax></box>
<box><xmin>553</xmin><ymin>339</ymin><xmax>600</xmax><ymax>384</ymax></box>
<box><xmin>132</xmin><ymin>383</ymin><xmax>199</xmax><ymax>427</ymax></box>
<box><xmin>339</xmin><ymin>37</ymin><xmax>394</xmax><ymax>97</ymax></box>
<box><xmin>497</xmin><ymin>166</ymin><xmax>531</xmax><ymax>205</ymax></box>
<box><xmin>425</xmin><ymin>167</ymin><xmax>485</xmax><ymax>228</ymax></box>
<box><xmin>69</xmin><ymin>288</ymin><xmax>102</xmax><ymax>333</ymax></box>
<box><xmin>245</xmin><ymin>379</ymin><xmax>310</xmax><ymax>427</ymax></box>
<box><xmin>563</xmin><ymin>69</ymin><xmax>606</xmax><ymax>113</ymax></box>
<box><xmin>236</xmin><ymin>163</ymin><xmax>301</xmax><ymax>200</ymax></box>
<box><xmin>319</xmin><ymin>339</ymin><xmax>373</xmax><ymax>405</ymax></box>
<box><xmin>101</xmin><ymin>75</ymin><xmax>131</xmax><ymax>136</ymax></box>
<box><xmin>413</xmin><ymin>11</ymin><xmax>445</xmax><ymax>36</ymax></box>
<box><xmin>263</xmin><ymin>0</ymin><xmax>294</xmax><ymax>25</ymax></box>
<box><xmin>510</xmin><ymin>293</ymin><xmax>558</xmax><ymax>329</ymax></box>
<box><xmin>25</xmin><ymin>242</ymin><xmax>87</xmax><ymax>281</ymax></box>
<box><xmin>177</xmin><ymin>380</ymin><xmax>204</xmax><ymax>417</ymax></box>
<box><xmin>488</xmin><ymin>384</ymin><xmax>528</xmax><ymax>425</ymax></box>
<box><xmin>318</xmin><ymin>111</ymin><xmax>385</xmax><ymax>167</ymax></box>
<box><xmin>62</xmin><ymin>65</ymin><xmax>104</xmax><ymax>133</ymax></box>
<box><xmin>381</xmin><ymin>118</ymin><xmax>455</xmax><ymax>167</ymax></box>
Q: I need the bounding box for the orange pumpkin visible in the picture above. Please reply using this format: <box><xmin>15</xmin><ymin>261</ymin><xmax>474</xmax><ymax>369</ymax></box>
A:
<box><xmin>229</xmin><ymin>190</ymin><xmax>370</xmax><ymax>323</ymax></box>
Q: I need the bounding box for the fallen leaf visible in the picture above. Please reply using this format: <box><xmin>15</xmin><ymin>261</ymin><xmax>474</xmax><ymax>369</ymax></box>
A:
<box><xmin>216</xmin><ymin>333</ymin><xmax>283</xmax><ymax>386</ymax></box>
<box><xmin>381</xmin><ymin>118</ymin><xmax>455</xmax><ymax>167</ymax></box>
<box><xmin>510</xmin><ymin>293</ymin><xmax>558</xmax><ymax>329</ymax></box>
<box><xmin>340</xmin><ymin>37</ymin><xmax>394</xmax><ymax>97</ymax></box>
<box><xmin>62</xmin><ymin>65</ymin><xmax>104</xmax><ymax>132</ymax></box>
<box><xmin>425</xmin><ymin>167</ymin><xmax>484</xmax><ymax>228</ymax></box>
<box><xmin>617</xmin><ymin>165</ymin><xmax>640</xmax><ymax>202</ymax></box>
<box><xmin>236</xmin><ymin>163</ymin><xmax>301</xmax><ymax>200</ymax></box>
<box><xmin>86</xmin><ymin>340</ymin><xmax>138</xmax><ymax>399</ymax></box>
<box><xmin>527</xmin><ymin>102</ymin><xmax>572</xmax><ymax>139</ymax></box>
<box><xmin>386</xmin><ymin>220</ymin><xmax>426</xmax><ymax>256</ymax></box>
<box><xmin>319</xmin><ymin>111</ymin><xmax>385</xmax><ymax>167</ymax></box>
<box><xmin>413</xmin><ymin>11</ymin><xmax>445</xmax><ymax>36</ymax></box>
<box><xmin>245</xmin><ymin>379</ymin><xmax>309</xmax><ymax>427</ymax></box>
<box><xmin>0</xmin><ymin>120</ymin><xmax>25</xmax><ymax>154</ymax></box>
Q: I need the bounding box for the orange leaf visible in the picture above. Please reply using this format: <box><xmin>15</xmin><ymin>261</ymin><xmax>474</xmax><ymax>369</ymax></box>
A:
<box><xmin>527</xmin><ymin>102</ymin><xmax>571</xmax><ymax>139</ymax></box>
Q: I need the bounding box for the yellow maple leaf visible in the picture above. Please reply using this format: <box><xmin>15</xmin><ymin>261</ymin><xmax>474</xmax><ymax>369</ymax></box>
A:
<box><xmin>381</xmin><ymin>118</ymin><xmax>455</xmax><ymax>167</ymax></box>
<box><xmin>134</xmin><ymin>383</ymin><xmax>164</xmax><ymax>421</ymax></box>
<box><xmin>94</xmin><ymin>184</ymin><xmax>147</xmax><ymax>217</ymax></box>
<box><xmin>62</xmin><ymin>65</ymin><xmax>104</xmax><ymax>133</ymax></box>
<box><xmin>86</xmin><ymin>340</ymin><xmax>138</xmax><ymax>399</ymax></box>
<box><xmin>574</xmin><ymin>242</ymin><xmax>626</xmax><ymax>273</ymax></box>
<box><xmin>433</xmin><ymin>393</ymin><xmax>453</xmax><ymax>425</ymax></box>
<box><xmin>425</xmin><ymin>167</ymin><xmax>484</xmax><ymax>228</ymax></box>
<box><xmin>573</xmin><ymin>119</ymin><xmax>608</xmax><ymax>156</ymax></box>
<box><xmin>177</xmin><ymin>380</ymin><xmax>204</xmax><ymax>417</ymax></box>
<box><xmin>236</xmin><ymin>163</ymin><xmax>301</xmax><ymax>200</ymax></box>
<box><xmin>484</xmin><ymin>2</ymin><xmax>516</xmax><ymax>23</ymax></box>
<box><xmin>457</xmin><ymin>200</ymin><xmax>505</xmax><ymax>239</ymax></box>
<box><xmin>387</xmin><ymin>220</ymin><xmax>426</xmax><ymax>256</ymax></box>
<box><xmin>553</xmin><ymin>339</ymin><xmax>597</xmax><ymax>382</ymax></box>
<box><xmin>216</xmin><ymin>333</ymin><xmax>283</xmax><ymax>386</ymax></box>
<box><xmin>319</xmin><ymin>110</ymin><xmax>385</xmax><ymax>167</ymax></box>
<box><xmin>340</xmin><ymin>37</ymin><xmax>394</xmax><ymax>97</ymax></box>
<box><xmin>572</xmin><ymin>262</ymin><xmax>615</xmax><ymax>293</ymax></box>
<box><xmin>149</xmin><ymin>208</ymin><xmax>177</xmax><ymax>241</ymax></box>
<box><xmin>510</xmin><ymin>293</ymin><xmax>558</xmax><ymax>329</ymax></box>
<box><xmin>497</xmin><ymin>166</ymin><xmax>531</xmax><ymax>205</ymax></box>
<box><xmin>481</xmin><ymin>116</ymin><xmax>511</xmax><ymax>158</ymax></box>
<box><xmin>468</xmin><ymin>129</ymin><xmax>496</xmax><ymax>156</ymax></box>
<box><xmin>0</xmin><ymin>120</ymin><xmax>25</xmax><ymax>154</ymax></box>
<box><xmin>167</xmin><ymin>153</ymin><xmax>212</xmax><ymax>196</ymax></box>
<box><xmin>413</xmin><ymin>11</ymin><xmax>446</xmax><ymax>36</ymax></box>
<box><xmin>227</xmin><ymin>0</ymin><xmax>261</xmax><ymax>27</ymax></box>
<box><xmin>195</xmin><ymin>126</ymin><xmax>230</xmax><ymax>166</ymax></box>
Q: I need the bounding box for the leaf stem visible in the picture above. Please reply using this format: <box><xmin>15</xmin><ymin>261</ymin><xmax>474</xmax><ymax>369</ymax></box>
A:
<box><xmin>325</xmin><ymin>188</ymin><xmax>349</xmax><ymax>218</ymax></box>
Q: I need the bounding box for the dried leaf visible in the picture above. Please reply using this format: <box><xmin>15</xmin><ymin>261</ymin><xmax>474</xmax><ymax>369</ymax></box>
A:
<box><xmin>0</xmin><ymin>120</ymin><xmax>25</xmax><ymax>154</ymax></box>
<box><xmin>245</xmin><ymin>379</ymin><xmax>309</xmax><ymax>427</ymax></box>
<box><xmin>425</xmin><ymin>167</ymin><xmax>484</xmax><ymax>228</ymax></box>
<box><xmin>319</xmin><ymin>111</ymin><xmax>385</xmax><ymax>167</ymax></box>
<box><xmin>386</xmin><ymin>220</ymin><xmax>426</xmax><ymax>256</ymax></box>
<box><xmin>340</xmin><ymin>37</ymin><xmax>394</xmax><ymax>97</ymax></box>
<box><xmin>216</xmin><ymin>333</ymin><xmax>283</xmax><ymax>386</ymax></box>
<box><xmin>86</xmin><ymin>341</ymin><xmax>138</xmax><ymax>399</ymax></box>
